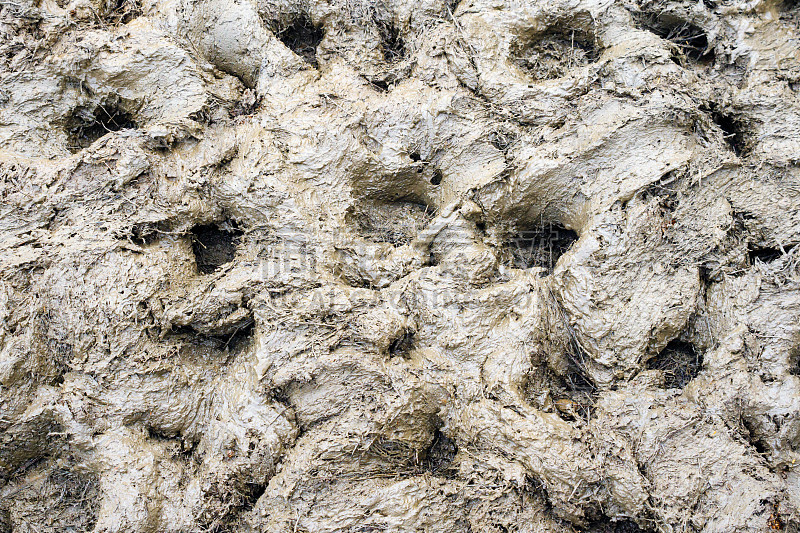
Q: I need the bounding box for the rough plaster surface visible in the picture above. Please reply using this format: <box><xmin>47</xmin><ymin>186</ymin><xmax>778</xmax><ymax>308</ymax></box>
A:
<box><xmin>1</xmin><ymin>0</ymin><xmax>799</xmax><ymax>530</ymax></box>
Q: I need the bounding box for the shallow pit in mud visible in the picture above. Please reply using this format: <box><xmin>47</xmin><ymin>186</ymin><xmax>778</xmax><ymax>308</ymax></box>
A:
<box><xmin>525</xmin><ymin>363</ymin><xmax>597</xmax><ymax>422</ymax></box>
<box><xmin>709</xmin><ymin>108</ymin><xmax>749</xmax><ymax>155</ymax></box>
<box><xmin>581</xmin><ymin>517</ymin><xmax>653</xmax><ymax>533</ymax></box>
<box><xmin>276</xmin><ymin>13</ymin><xmax>324</xmax><ymax>67</ymax></box>
<box><xmin>780</xmin><ymin>0</ymin><xmax>800</xmax><ymax>24</ymax></box>
<box><xmin>749</xmin><ymin>243</ymin><xmax>796</xmax><ymax>265</ymax></box>
<box><xmin>511</xmin><ymin>26</ymin><xmax>599</xmax><ymax>80</ymax></box>
<box><xmin>347</xmin><ymin>200</ymin><xmax>434</xmax><ymax>246</ymax></box>
<box><xmin>421</xmin><ymin>428</ymin><xmax>458</xmax><ymax>477</ymax></box>
<box><xmin>377</xmin><ymin>18</ymin><xmax>405</xmax><ymax>63</ymax></box>
<box><xmin>647</xmin><ymin>340</ymin><xmax>703</xmax><ymax>389</ymax></box>
<box><xmin>167</xmin><ymin>320</ymin><xmax>255</xmax><ymax>359</ymax></box>
<box><xmin>101</xmin><ymin>0</ymin><xmax>142</xmax><ymax>25</ymax></box>
<box><xmin>191</xmin><ymin>220</ymin><xmax>242</xmax><ymax>274</ymax></box>
<box><xmin>388</xmin><ymin>329</ymin><xmax>416</xmax><ymax>358</ymax></box>
<box><xmin>66</xmin><ymin>100</ymin><xmax>137</xmax><ymax>152</ymax></box>
<box><xmin>196</xmin><ymin>479</ymin><xmax>267</xmax><ymax>532</ymax></box>
<box><xmin>634</xmin><ymin>12</ymin><xmax>713</xmax><ymax>63</ymax></box>
<box><xmin>500</xmin><ymin>221</ymin><xmax>578</xmax><ymax>272</ymax></box>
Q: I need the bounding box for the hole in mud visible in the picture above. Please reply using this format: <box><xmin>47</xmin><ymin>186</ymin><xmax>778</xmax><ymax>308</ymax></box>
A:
<box><xmin>501</xmin><ymin>221</ymin><xmax>578</xmax><ymax>272</ymax></box>
<box><xmin>388</xmin><ymin>329</ymin><xmax>415</xmax><ymax>358</ymax></box>
<box><xmin>430</xmin><ymin>169</ymin><xmax>443</xmax><ymax>185</ymax></box>
<box><xmin>422</xmin><ymin>428</ymin><xmax>458</xmax><ymax>477</ymax></box>
<box><xmin>639</xmin><ymin>170</ymin><xmax>681</xmax><ymax>205</ymax></box>
<box><xmin>147</xmin><ymin>426</ymin><xmax>178</xmax><ymax>441</ymax></box>
<box><xmin>409</xmin><ymin>152</ymin><xmax>422</xmax><ymax>162</ymax></box>
<box><xmin>131</xmin><ymin>225</ymin><xmax>159</xmax><ymax>246</ymax></box>
<box><xmin>511</xmin><ymin>26</ymin><xmax>599</xmax><ymax>80</ymax></box>
<box><xmin>102</xmin><ymin>0</ymin><xmax>142</xmax><ymax>25</ymax></box>
<box><xmin>711</xmin><ymin>110</ymin><xmax>748</xmax><ymax>155</ymax></box>
<box><xmin>525</xmin><ymin>364</ymin><xmax>596</xmax><ymax>422</ymax></box>
<box><xmin>66</xmin><ymin>99</ymin><xmax>136</xmax><ymax>152</ymax></box>
<box><xmin>230</xmin><ymin>89</ymin><xmax>261</xmax><ymax>118</ymax></box>
<box><xmin>191</xmin><ymin>221</ymin><xmax>242</xmax><ymax>274</ymax></box>
<box><xmin>370</xmin><ymin>78</ymin><xmax>391</xmax><ymax>92</ymax></box>
<box><xmin>377</xmin><ymin>19</ymin><xmax>405</xmax><ymax>62</ymax></box>
<box><xmin>580</xmin><ymin>517</ymin><xmax>652</xmax><ymax>533</ymax></box>
<box><xmin>170</xmin><ymin>321</ymin><xmax>255</xmax><ymax>353</ymax></box>
<box><xmin>445</xmin><ymin>0</ymin><xmax>462</xmax><ymax>15</ymax></box>
<box><xmin>215</xmin><ymin>322</ymin><xmax>256</xmax><ymax>352</ymax></box>
<box><xmin>5</xmin><ymin>456</ymin><xmax>48</xmax><ymax>483</ymax></box>
<box><xmin>270</xmin><ymin>384</ymin><xmax>292</xmax><ymax>407</ymax></box>
<box><xmin>647</xmin><ymin>340</ymin><xmax>703</xmax><ymax>389</ymax></box>
<box><xmin>347</xmin><ymin>200</ymin><xmax>434</xmax><ymax>246</ymax></box>
<box><xmin>558</xmin><ymin>370</ymin><xmax>596</xmax><ymax>420</ymax></box>
<box><xmin>243</xmin><ymin>483</ymin><xmax>267</xmax><ymax>508</ymax></box>
<box><xmin>277</xmin><ymin>13</ymin><xmax>324</xmax><ymax>67</ymax></box>
<box><xmin>750</xmin><ymin>246</ymin><xmax>782</xmax><ymax>264</ymax></box>
<box><xmin>199</xmin><ymin>480</ymin><xmax>267</xmax><ymax>532</ymax></box>
<box><xmin>741</xmin><ymin>417</ymin><xmax>771</xmax><ymax>457</ymax></box>
<box><xmin>635</xmin><ymin>13</ymin><xmax>713</xmax><ymax>63</ymax></box>
<box><xmin>749</xmin><ymin>244</ymin><xmax>795</xmax><ymax>265</ymax></box>
<box><xmin>146</xmin><ymin>426</ymin><xmax>199</xmax><ymax>456</ymax></box>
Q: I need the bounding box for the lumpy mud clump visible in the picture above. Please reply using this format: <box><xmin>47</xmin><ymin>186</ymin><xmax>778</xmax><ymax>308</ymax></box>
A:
<box><xmin>1</xmin><ymin>0</ymin><xmax>799</xmax><ymax>530</ymax></box>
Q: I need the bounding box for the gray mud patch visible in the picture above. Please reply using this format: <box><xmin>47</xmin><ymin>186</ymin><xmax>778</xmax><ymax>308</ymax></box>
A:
<box><xmin>1</xmin><ymin>0</ymin><xmax>800</xmax><ymax>530</ymax></box>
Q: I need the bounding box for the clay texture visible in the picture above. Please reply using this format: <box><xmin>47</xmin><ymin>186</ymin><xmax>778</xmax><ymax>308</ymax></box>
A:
<box><xmin>1</xmin><ymin>0</ymin><xmax>799</xmax><ymax>530</ymax></box>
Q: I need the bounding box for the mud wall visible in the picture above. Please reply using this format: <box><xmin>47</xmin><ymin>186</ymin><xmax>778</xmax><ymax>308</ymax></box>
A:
<box><xmin>1</xmin><ymin>0</ymin><xmax>800</xmax><ymax>530</ymax></box>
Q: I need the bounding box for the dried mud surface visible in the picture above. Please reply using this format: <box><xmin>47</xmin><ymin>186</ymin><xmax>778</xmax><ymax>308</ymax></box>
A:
<box><xmin>1</xmin><ymin>0</ymin><xmax>800</xmax><ymax>531</ymax></box>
